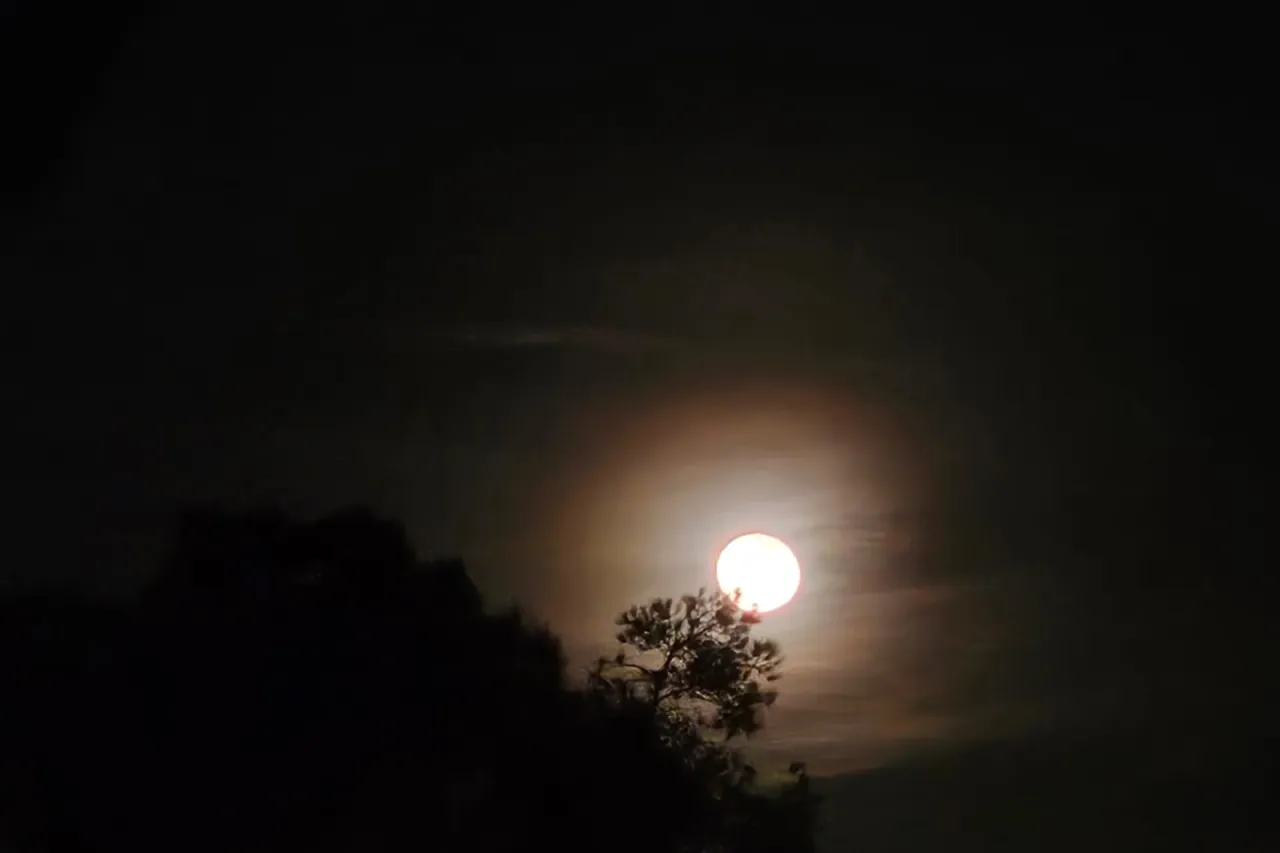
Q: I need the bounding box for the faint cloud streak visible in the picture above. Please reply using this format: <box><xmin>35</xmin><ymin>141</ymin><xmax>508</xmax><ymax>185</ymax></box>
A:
<box><xmin>451</xmin><ymin>323</ymin><xmax>685</xmax><ymax>355</ymax></box>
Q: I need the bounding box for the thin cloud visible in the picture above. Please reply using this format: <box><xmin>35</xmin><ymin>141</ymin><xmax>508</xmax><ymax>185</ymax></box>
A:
<box><xmin>443</xmin><ymin>322</ymin><xmax>929</xmax><ymax>381</ymax></box>
<box><xmin>451</xmin><ymin>324</ymin><xmax>685</xmax><ymax>355</ymax></box>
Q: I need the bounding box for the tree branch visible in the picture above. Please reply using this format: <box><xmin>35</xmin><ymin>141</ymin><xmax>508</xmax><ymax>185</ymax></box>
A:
<box><xmin>610</xmin><ymin>661</ymin><xmax>658</xmax><ymax>676</ymax></box>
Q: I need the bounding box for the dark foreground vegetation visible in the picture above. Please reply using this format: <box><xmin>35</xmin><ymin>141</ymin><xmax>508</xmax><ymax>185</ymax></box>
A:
<box><xmin>0</xmin><ymin>507</ymin><xmax>818</xmax><ymax>853</ymax></box>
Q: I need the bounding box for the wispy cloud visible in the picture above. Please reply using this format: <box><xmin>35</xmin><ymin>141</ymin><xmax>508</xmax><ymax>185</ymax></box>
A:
<box><xmin>442</xmin><ymin>322</ymin><xmax>932</xmax><ymax>382</ymax></box>
<box><xmin>451</xmin><ymin>324</ymin><xmax>685</xmax><ymax>355</ymax></box>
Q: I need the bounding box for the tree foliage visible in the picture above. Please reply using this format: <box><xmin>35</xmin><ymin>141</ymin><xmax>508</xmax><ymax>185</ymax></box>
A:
<box><xmin>591</xmin><ymin>587</ymin><xmax>784</xmax><ymax>738</ymax></box>
<box><xmin>589</xmin><ymin>588</ymin><xmax>821</xmax><ymax>853</ymax></box>
<box><xmin>0</xmin><ymin>508</ymin><xmax>820</xmax><ymax>853</ymax></box>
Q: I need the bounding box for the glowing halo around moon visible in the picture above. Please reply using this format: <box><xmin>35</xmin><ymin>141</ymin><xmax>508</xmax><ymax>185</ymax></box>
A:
<box><xmin>715</xmin><ymin>533</ymin><xmax>801</xmax><ymax>613</ymax></box>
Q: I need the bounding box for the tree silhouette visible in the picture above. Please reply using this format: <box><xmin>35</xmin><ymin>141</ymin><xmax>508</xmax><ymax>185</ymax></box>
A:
<box><xmin>2</xmin><ymin>507</ymin><xmax>806</xmax><ymax>853</ymax></box>
<box><xmin>589</xmin><ymin>588</ymin><xmax>821</xmax><ymax>853</ymax></box>
<box><xmin>591</xmin><ymin>588</ymin><xmax>783</xmax><ymax>739</ymax></box>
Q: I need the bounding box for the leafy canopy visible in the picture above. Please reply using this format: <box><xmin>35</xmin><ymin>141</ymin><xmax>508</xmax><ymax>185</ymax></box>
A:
<box><xmin>589</xmin><ymin>587</ymin><xmax>784</xmax><ymax>740</ymax></box>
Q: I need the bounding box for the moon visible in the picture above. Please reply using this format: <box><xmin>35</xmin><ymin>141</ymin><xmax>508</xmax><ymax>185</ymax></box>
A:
<box><xmin>715</xmin><ymin>533</ymin><xmax>801</xmax><ymax>613</ymax></box>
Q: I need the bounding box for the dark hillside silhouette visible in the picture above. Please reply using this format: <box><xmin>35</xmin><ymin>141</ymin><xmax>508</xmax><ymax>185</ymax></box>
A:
<box><xmin>0</xmin><ymin>507</ymin><xmax>815</xmax><ymax>853</ymax></box>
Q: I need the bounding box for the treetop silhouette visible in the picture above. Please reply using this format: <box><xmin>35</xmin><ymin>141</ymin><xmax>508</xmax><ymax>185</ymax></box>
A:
<box><xmin>1</xmin><ymin>506</ymin><xmax>819</xmax><ymax>853</ymax></box>
<box><xmin>592</xmin><ymin>587</ymin><xmax>784</xmax><ymax>738</ymax></box>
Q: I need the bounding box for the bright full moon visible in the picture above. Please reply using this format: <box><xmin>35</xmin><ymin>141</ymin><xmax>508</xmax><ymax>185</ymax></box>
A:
<box><xmin>716</xmin><ymin>533</ymin><xmax>801</xmax><ymax>613</ymax></box>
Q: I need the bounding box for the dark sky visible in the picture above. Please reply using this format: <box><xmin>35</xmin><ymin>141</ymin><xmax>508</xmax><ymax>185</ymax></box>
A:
<box><xmin>4</xmin><ymin>2</ymin><xmax>1275</xmax><ymax>826</ymax></box>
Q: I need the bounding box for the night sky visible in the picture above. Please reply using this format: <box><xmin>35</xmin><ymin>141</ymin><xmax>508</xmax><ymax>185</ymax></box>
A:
<box><xmin>5</xmin><ymin>5</ymin><xmax>1275</xmax><ymax>845</ymax></box>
